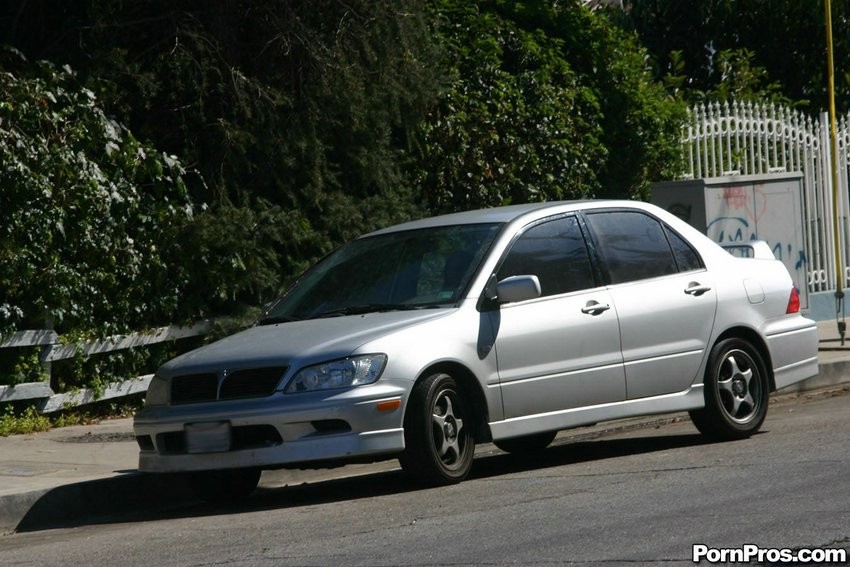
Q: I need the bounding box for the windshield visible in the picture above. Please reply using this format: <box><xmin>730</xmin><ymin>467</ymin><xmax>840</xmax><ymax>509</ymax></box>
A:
<box><xmin>260</xmin><ymin>223</ymin><xmax>503</xmax><ymax>322</ymax></box>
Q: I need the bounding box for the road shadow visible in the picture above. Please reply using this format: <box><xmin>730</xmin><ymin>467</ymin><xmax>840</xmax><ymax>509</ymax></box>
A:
<box><xmin>474</xmin><ymin>432</ymin><xmax>718</xmax><ymax>480</ymax></box>
<box><xmin>12</xmin><ymin>428</ymin><xmax>742</xmax><ymax>533</ymax></box>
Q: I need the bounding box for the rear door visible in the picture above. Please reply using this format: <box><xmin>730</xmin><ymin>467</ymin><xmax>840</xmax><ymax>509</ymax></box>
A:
<box><xmin>488</xmin><ymin>214</ymin><xmax>626</xmax><ymax>419</ymax></box>
<box><xmin>583</xmin><ymin>210</ymin><xmax>717</xmax><ymax>399</ymax></box>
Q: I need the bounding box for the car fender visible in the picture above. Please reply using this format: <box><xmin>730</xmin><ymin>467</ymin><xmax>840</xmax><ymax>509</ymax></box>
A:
<box><xmin>353</xmin><ymin>300</ymin><xmax>504</xmax><ymax>423</ymax></box>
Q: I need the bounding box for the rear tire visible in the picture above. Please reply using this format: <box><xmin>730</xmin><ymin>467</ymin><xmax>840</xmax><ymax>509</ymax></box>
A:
<box><xmin>192</xmin><ymin>467</ymin><xmax>261</xmax><ymax>506</ymax></box>
<box><xmin>689</xmin><ymin>338</ymin><xmax>769</xmax><ymax>441</ymax></box>
<box><xmin>399</xmin><ymin>373</ymin><xmax>475</xmax><ymax>485</ymax></box>
<box><xmin>494</xmin><ymin>431</ymin><xmax>557</xmax><ymax>454</ymax></box>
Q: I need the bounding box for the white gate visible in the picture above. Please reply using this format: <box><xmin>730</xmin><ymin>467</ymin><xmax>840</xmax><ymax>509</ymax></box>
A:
<box><xmin>682</xmin><ymin>101</ymin><xmax>850</xmax><ymax>293</ymax></box>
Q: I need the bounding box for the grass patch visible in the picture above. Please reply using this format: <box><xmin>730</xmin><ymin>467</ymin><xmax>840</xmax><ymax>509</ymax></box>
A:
<box><xmin>0</xmin><ymin>405</ymin><xmax>51</xmax><ymax>436</ymax></box>
<box><xmin>0</xmin><ymin>395</ymin><xmax>144</xmax><ymax>436</ymax></box>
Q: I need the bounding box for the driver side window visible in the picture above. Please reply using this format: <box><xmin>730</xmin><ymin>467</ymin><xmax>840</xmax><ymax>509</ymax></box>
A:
<box><xmin>497</xmin><ymin>215</ymin><xmax>595</xmax><ymax>297</ymax></box>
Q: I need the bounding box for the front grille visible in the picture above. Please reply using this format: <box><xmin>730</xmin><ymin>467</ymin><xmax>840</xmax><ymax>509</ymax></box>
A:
<box><xmin>169</xmin><ymin>367</ymin><xmax>287</xmax><ymax>405</ymax></box>
<box><xmin>220</xmin><ymin>367</ymin><xmax>286</xmax><ymax>400</ymax></box>
<box><xmin>171</xmin><ymin>373</ymin><xmax>218</xmax><ymax>404</ymax></box>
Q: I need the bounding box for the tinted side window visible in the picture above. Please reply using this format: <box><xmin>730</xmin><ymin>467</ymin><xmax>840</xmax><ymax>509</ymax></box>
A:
<box><xmin>585</xmin><ymin>211</ymin><xmax>677</xmax><ymax>284</ymax></box>
<box><xmin>666</xmin><ymin>227</ymin><xmax>703</xmax><ymax>272</ymax></box>
<box><xmin>497</xmin><ymin>216</ymin><xmax>595</xmax><ymax>297</ymax></box>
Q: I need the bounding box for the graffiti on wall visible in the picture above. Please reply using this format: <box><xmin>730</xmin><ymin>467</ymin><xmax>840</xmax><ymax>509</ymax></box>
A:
<box><xmin>705</xmin><ymin>183</ymin><xmax>808</xmax><ymax>274</ymax></box>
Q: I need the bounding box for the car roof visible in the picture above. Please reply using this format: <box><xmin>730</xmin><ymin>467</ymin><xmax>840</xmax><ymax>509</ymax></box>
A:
<box><xmin>363</xmin><ymin>199</ymin><xmax>646</xmax><ymax>236</ymax></box>
<box><xmin>361</xmin><ymin>198</ymin><xmax>732</xmax><ymax>276</ymax></box>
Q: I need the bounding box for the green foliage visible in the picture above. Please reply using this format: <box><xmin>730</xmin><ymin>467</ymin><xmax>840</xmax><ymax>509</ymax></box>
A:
<box><xmin>202</xmin><ymin>307</ymin><xmax>264</xmax><ymax>345</ymax></box>
<box><xmin>167</xmin><ymin>201</ymin><xmax>304</xmax><ymax>315</ymax></box>
<box><xmin>660</xmin><ymin>48</ymin><xmax>792</xmax><ymax>107</ymax></box>
<box><xmin>0</xmin><ymin>347</ymin><xmax>46</xmax><ymax>386</ymax></box>
<box><xmin>499</xmin><ymin>1</ymin><xmax>688</xmax><ymax>199</ymax></box>
<box><xmin>23</xmin><ymin>0</ymin><xmax>440</xmax><ymax>262</ymax></box>
<box><xmin>0</xmin><ymin>404</ymin><xmax>50</xmax><ymax>436</ymax></box>
<box><xmin>622</xmin><ymin>0</ymin><xmax>850</xmax><ymax>112</ymax></box>
<box><xmin>49</xmin><ymin>396</ymin><xmax>143</xmax><ymax>428</ymax></box>
<box><xmin>708</xmin><ymin>49</ymin><xmax>792</xmax><ymax>105</ymax></box>
<box><xmin>50</xmin><ymin>342</ymin><xmax>183</xmax><ymax>395</ymax></box>
<box><xmin>422</xmin><ymin>1</ymin><xmax>686</xmax><ymax>207</ymax></box>
<box><xmin>0</xmin><ymin>397</ymin><xmax>142</xmax><ymax>436</ymax></box>
<box><xmin>50</xmin><ymin>410</ymin><xmax>101</xmax><ymax>429</ymax></box>
<box><xmin>0</xmin><ymin>50</ymin><xmax>195</xmax><ymax>337</ymax></box>
<box><xmin>0</xmin><ymin>49</ymin><xmax>255</xmax><ymax>391</ymax></box>
<box><xmin>419</xmin><ymin>1</ymin><xmax>604</xmax><ymax>210</ymax></box>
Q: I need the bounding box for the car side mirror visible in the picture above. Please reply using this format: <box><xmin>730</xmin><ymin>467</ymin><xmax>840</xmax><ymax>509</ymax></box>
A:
<box><xmin>496</xmin><ymin>275</ymin><xmax>541</xmax><ymax>303</ymax></box>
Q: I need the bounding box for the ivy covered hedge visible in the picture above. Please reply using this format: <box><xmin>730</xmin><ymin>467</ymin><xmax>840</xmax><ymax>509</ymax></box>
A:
<box><xmin>0</xmin><ymin>50</ymin><xmax>197</xmax><ymax>337</ymax></box>
<box><xmin>0</xmin><ymin>51</ymin><xmax>268</xmax><ymax>388</ymax></box>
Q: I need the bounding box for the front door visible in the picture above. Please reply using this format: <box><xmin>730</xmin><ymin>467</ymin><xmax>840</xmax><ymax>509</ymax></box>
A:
<box><xmin>488</xmin><ymin>215</ymin><xmax>626</xmax><ymax>419</ymax></box>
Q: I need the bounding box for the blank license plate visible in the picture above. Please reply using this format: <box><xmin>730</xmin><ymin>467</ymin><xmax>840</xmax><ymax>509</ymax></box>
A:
<box><xmin>185</xmin><ymin>421</ymin><xmax>231</xmax><ymax>454</ymax></box>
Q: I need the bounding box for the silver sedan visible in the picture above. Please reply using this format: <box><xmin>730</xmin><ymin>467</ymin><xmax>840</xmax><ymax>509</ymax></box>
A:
<box><xmin>133</xmin><ymin>200</ymin><xmax>818</xmax><ymax>501</ymax></box>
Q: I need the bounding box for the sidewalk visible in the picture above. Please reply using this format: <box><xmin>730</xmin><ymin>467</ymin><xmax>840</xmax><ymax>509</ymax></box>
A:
<box><xmin>2</xmin><ymin>320</ymin><xmax>849</xmax><ymax>534</ymax></box>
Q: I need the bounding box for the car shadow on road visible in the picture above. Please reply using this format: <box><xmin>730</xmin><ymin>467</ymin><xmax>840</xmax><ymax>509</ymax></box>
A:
<box><xmin>14</xmin><ymin>429</ymin><xmax>737</xmax><ymax>533</ymax></box>
<box><xmin>473</xmin><ymin>432</ymin><xmax>718</xmax><ymax>480</ymax></box>
<box><xmin>246</xmin><ymin>431</ymin><xmax>721</xmax><ymax>510</ymax></box>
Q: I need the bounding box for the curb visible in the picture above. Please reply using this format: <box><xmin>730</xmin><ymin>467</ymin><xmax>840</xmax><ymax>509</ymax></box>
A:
<box><xmin>2</xmin><ymin>473</ymin><xmax>196</xmax><ymax>533</ymax></box>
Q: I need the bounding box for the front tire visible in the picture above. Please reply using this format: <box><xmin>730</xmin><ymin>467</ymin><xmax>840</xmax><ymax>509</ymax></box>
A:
<box><xmin>689</xmin><ymin>338</ymin><xmax>769</xmax><ymax>440</ymax></box>
<box><xmin>399</xmin><ymin>373</ymin><xmax>475</xmax><ymax>485</ymax></box>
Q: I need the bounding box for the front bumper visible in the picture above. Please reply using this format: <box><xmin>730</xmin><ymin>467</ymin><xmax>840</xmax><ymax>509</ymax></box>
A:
<box><xmin>133</xmin><ymin>383</ymin><xmax>407</xmax><ymax>473</ymax></box>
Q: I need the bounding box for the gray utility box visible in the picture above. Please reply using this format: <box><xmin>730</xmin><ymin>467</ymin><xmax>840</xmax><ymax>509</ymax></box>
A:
<box><xmin>651</xmin><ymin>172</ymin><xmax>808</xmax><ymax>311</ymax></box>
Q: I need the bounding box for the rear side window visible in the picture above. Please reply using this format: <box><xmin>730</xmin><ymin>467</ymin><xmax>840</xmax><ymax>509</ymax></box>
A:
<box><xmin>665</xmin><ymin>227</ymin><xmax>703</xmax><ymax>272</ymax></box>
<box><xmin>497</xmin><ymin>215</ymin><xmax>595</xmax><ymax>297</ymax></box>
<box><xmin>585</xmin><ymin>211</ymin><xmax>679</xmax><ymax>284</ymax></box>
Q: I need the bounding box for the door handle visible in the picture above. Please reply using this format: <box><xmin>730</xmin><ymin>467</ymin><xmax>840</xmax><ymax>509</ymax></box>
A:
<box><xmin>581</xmin><ymin>301</ymin><xmax>611</xmax><ymax>315</ymax></box>
<box><xmin>684</xmin><ymin>282</ymin><xmax>712</xmax><ymax>296</ymax></box>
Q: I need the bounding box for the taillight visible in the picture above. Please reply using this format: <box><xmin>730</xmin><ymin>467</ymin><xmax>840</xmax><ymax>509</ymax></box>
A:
<box><xmin>786</xmin><ymin>287</ymin><xmax>801</xmax><ymax>314</ymax></box>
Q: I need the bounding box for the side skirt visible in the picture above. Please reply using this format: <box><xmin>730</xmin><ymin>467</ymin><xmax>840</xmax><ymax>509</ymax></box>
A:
<box><xmin>489</xmin><ymin>385</ymin><xmax>705</xmax><ymax>440</ymax></box>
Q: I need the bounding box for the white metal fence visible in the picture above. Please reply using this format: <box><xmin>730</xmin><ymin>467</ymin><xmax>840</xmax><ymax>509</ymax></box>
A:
<box><xmin>0</xmin><ymin>321</ymin><xmax>211</xmax><ymax>412</ymax></box>
<box><xmin>683</xmin><ymin>101</ymin><xmax>850</xmax><ymax>293</ymax></box>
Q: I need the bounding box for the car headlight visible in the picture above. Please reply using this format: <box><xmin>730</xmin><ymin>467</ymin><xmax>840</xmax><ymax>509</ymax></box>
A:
<box><xmin>144</xmin><ymin>374</ymin><xmax>169</xmax><ymax>406</ymax></box>
<box><xmin>285</xmin><ymin>354</ymin><xmax>387</xmax><ymax>394</ymax></box>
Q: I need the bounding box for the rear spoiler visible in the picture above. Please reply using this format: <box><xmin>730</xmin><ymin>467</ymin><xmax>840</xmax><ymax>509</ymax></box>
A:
<box><xmin>719</xmin><ymin>241</ymin><xmax>776</xmax><ymax>260</ymax></box>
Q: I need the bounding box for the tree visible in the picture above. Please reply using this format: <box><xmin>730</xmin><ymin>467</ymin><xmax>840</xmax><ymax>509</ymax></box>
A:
<box><xmin>420</xmin><ymin>1</ymin><xmax>686</xmax><ymax>206</ymax></box>
<box><xmin>1</xmin><ymin>0</ymin><xmax>443</xmax><ymax>285</ymax></box>
<box><xmin>621</xmin><ymin>0</ymin><xmax>850</xmax><ymax>111</ymax></box>
<box><xmin>418</xmin><ymin>1</ymin><xmax>604</xmax><ymax>210</ymax></box>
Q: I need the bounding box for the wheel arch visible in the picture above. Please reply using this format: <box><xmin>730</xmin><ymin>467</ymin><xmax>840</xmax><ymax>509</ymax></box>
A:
<box><xmin>713</xmin><ymin>326</ymin><xmax>776</xmax><ymax>391</ymax></box>
<box><xmin>409</xmin><ymin>361</ymin><xmax>493</xmax><ymax>443</ymax></box>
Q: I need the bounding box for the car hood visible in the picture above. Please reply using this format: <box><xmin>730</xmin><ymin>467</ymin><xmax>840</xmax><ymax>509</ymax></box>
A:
<box><xmin>158</xmin><ymin>309</ymin><xmax>453</xmax><ymax>377</ymax></box>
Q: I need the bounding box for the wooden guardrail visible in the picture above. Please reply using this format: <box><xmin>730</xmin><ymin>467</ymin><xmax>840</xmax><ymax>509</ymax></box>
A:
<box><xmin>0</xmin><ymin>321</ymin><xmax>212</xmax><ymax>412</ymax></box>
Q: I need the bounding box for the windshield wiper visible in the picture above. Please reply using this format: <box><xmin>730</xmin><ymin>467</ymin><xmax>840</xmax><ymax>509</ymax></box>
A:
<box><xmin>257</xmin><ymin>315</ymin><xmax>300</xmax><ymax>326</ymax></box>
<box><xmin>310</xmin><ymin>303</ymin><xmax>441</xmax><ymax>319</ymax></box>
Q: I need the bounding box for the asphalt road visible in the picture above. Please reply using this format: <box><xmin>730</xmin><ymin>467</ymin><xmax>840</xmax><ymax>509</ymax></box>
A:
<box><xmin>2</xmin><ymin>388</ymin><xmax>849</xmax><ymax>566</ymax></box>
